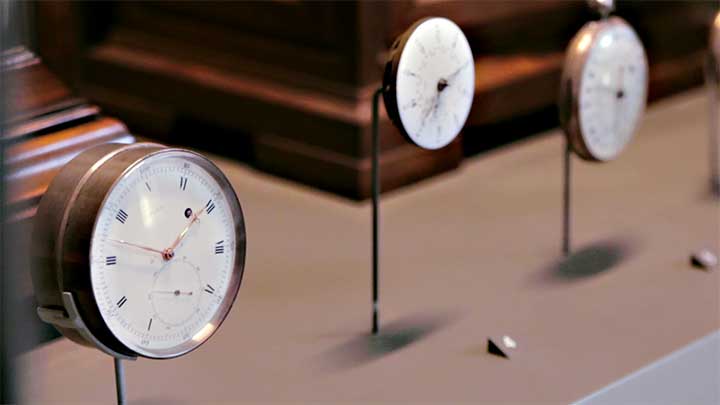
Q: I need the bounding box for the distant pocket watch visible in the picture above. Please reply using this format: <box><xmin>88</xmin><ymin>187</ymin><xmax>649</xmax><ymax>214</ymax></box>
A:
<box><xmin>559</xmin><ymin>1</ymin><xmax>648</xmax><ymax>162</ymax></box>
<box><xmin>32</xmin><ymin>143</ymin><xmax>246</xmax><ymax>359</ymax></box>
<box><xmin>383</xmin><ymin>17</ymin><xmax>475</xmax><ymax>150</ymax></box>
<box><xmin>710</xmin><ymin>12</ymin><xmax>720</xmax><ymax>79</ymax></box>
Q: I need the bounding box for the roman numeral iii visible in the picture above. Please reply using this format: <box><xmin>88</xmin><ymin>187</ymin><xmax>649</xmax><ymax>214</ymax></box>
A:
<box><xmin>106</xmin><ymin>256</ymin><xmax>117</xmax><ymax>266</ymax></box>
<box><xmin>205</xmin><ymin>199</ymin><xmax>215</xmax><ymax>214</ymax></box>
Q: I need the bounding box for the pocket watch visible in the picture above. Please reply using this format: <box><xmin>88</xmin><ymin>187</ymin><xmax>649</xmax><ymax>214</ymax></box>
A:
<box><xmin>31</xmin><ymin>143</ymin><xmax>246</xmax><ymax>359</ymax></box>
<box><xmin>559</xmin><ymin>12</ymin><xmax>648</xmax><ymax>161</ymax></box>
<box><xmin>383</xmin><ymin>17</ymin><xmax>475</xmax><ymax>150</ymax></box>
<box><xmin>710</xmin><ymin>12</ymin><xmax>720</xmax><ymax>77</ymax></box>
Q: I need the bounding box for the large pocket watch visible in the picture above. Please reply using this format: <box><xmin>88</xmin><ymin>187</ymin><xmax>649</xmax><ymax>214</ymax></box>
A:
<box><xmin>31</xmin><ymin>143</ymin><xmax>246</xmax><ymax>359</ymax></box>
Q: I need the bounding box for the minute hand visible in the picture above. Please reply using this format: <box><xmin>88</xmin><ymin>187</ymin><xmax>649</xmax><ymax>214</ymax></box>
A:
<box><xmin>445</xmin><ymin>60</ymin><xmax>470</xmax><ymax>82</ymax></box>
<box><xmin>109</xmin><ymin>239</ymin><xmax>164</xmax><ymax>256</ymax></box>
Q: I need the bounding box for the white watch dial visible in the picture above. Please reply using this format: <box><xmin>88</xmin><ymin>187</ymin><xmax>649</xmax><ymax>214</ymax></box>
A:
<box><xmin>578</xmin><ymin>20</ymin><xmax>647</xmax><ymax>161</ymax></box>
<box><xmin>395</xmin><ymin>17</ymin><xmax>475</xmax><ymax>150</ymax></box>
<box><xmin>90</xmin><ymin>152</ymin><xmax>237</xmax><ymax>358</ymax></box>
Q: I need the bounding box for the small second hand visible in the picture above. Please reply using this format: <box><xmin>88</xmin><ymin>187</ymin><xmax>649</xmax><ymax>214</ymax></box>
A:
<box><xmin>151</xmin><ymin>290</ymin><xmax>194</xmax><ymax>296</ymax></box>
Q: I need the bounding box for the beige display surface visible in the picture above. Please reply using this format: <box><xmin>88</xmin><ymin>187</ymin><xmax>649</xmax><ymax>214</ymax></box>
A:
<box><xmin>19</xmin><ymin>89</ymin><xmax>719</xmax><ymax>403</ymax></box>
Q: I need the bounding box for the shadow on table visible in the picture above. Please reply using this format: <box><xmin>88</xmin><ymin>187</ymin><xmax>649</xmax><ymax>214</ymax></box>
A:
<box><xmin>130</xmin><ymin>398</ymin><xmax>192</xmax><ymax>405</ymax></box>
<box><xmin>534</xmin><ymin>237</ymin><xmax>639</xmax><ymax>283</ymax></box>
<box><xmin>318</xmin><ymin>311</ymin><xmax>458</xmax><ymax>371</ymax></box>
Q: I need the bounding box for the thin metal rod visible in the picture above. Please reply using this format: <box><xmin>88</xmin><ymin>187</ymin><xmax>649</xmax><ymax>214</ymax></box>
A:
<box><xmin>114</xmin><ymin>357</ymin><xmax>126</xmax><ymax>405</ymax></box>
<box><xmin>563</xmin><ymin>140</ymin><xmax>572</xmax><ymax>257</ymax></box>
<box><xmin>708</xmin><ymin>59</ymin><xmax>720</xmax><ymax>197</ymax></box>
<box><xmin>371</xmin><ymin>87</ymin><xmax>383</xmax><ymax>335</ymax></box>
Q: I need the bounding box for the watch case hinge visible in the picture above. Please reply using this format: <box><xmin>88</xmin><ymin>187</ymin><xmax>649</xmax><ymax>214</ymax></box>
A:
<box><xmin>36</xmin><ymin>292</ymin><xmax>137</xmax><ymax>360</ymax></box>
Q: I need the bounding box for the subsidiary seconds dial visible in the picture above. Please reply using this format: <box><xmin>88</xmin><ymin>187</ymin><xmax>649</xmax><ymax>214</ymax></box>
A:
<box><xmin>32</xmin><ymin>143</ymin><xmax>246</xmax><ymax>359</ymax></box>
<box><xmin>383</xmin><ymin>17</ymin><xmax>475</xmax><ymax>150</ymax></box>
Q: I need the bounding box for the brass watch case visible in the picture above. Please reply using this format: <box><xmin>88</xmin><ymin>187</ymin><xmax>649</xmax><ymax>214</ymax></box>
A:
<box><xmin>31</xmin><ymin>143</ymin><xmax>247</xmax><ymax>359</ymax></box>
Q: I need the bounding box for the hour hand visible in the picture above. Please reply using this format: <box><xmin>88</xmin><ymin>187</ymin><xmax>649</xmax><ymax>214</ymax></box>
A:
<box><xmin>167</xmin><ymin>204</ymin><xmax>207</xmax><ymax>253</ymax></box>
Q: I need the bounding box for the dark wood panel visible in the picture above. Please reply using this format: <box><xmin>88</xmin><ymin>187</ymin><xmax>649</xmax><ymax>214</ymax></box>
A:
<box><xmin>3</xmin><ymin>48</ymin><xmax>135</xmax><ymax>352</ymax></box>
<box><xmin>32</xmin><ymin>1</ymin><xmax>716</xmax><ymax>199</ymax></box>
<box><xmin>140</xmin><ymin>1</ymin><xmax>347</xmax><ymax>48</ymax></box>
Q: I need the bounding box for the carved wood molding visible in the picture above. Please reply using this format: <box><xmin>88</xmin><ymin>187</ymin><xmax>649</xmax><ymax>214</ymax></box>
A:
<box><xmin>4</xmin><ymin>48</ymin><xmax>135</xmax><ymax>222</ymax></box>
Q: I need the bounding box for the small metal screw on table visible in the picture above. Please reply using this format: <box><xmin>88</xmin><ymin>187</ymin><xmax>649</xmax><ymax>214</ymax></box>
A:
<box><xmin>690</xmin><ymin>249</ymin><xmax>718</xmax><ymax>270</ymax></box>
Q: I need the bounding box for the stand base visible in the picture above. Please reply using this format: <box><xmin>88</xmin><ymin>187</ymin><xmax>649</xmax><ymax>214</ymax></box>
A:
<box><xmin>37</xmin><ymin>292</ymin><xmax>136</xmax><ymax>360</ymax></box>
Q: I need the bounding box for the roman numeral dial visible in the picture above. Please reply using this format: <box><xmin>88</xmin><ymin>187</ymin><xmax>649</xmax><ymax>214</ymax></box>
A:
<box><xmin>90</xmin><ymin>151</ymin><xmax>242</xmax><ymax>358</ymax></box>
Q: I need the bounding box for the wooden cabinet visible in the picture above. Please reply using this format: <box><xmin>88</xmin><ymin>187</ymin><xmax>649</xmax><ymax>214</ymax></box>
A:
<box><xmin>33</xmin><ymin>1</ymin><xmax>716</xmax><ymax>199</ymax></box>
<box><xmin>3</xmin><ymin>47</ymin><xmax>134</xmax><ymax>350</ymax></box>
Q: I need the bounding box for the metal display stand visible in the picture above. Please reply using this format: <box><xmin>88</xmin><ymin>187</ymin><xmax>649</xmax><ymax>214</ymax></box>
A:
<box><xmin>560</xmin><ymin>0</ymin><xmax>614</xmax><ymax>257</ymax></box>
<box><xmin>114</xmin><ymin>358</ymin><xmax>126</xmax><ymax>405</ymax></box>
<box><xmin>563</xmin><ymin>141</ymin><xmax>572</xmax><ymax>256</ymax></box>
<box><xmin>707</xmin><ymin>59</ymin><xmax>720</xmax><ymax>197</ymax></box>
<box><xmin>371</xmin><ymin>87</ymin><xmax>383</xmax><ymax>335</ymax></box>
